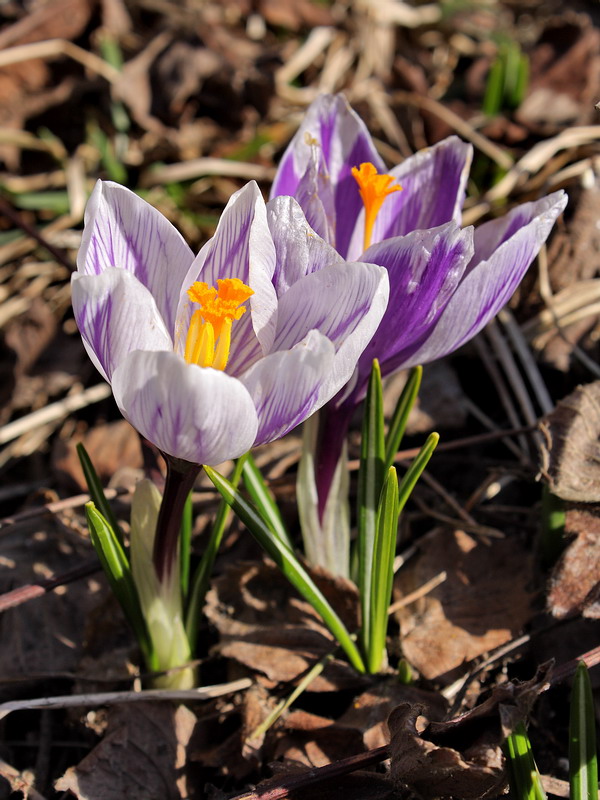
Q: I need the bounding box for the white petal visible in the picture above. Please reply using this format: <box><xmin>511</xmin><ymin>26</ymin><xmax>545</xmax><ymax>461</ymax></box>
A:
<box><xmin>266</xmin><ymin>196</ymin><xmax>342</xmax><ymax>296</ymax></box>
<box><xmin>174</xmin><ymin>182</ymin><xmax>278</xmax><ymax>376</ymax></box>
<box><xmin>240</xmin><ymin>330</ymin><xmax>336</xmax><ymax>445</ymax></box>
<box><xmin>78</xmin><ymin>181</ymin><xmax>194</xmax><ymax>335</ymax></box>
<box><xmin>72</xmin><ymin>268</ymin><xmax>172</xmax><ymax>382</ymax></box>
<box><xmin>112</xmin><ymin>350</ymin><xmax>258</xmax><ymax>465</ymax></box>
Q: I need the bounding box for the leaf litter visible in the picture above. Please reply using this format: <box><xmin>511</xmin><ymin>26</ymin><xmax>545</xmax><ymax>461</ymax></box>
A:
<box><xmin>0</xmin><ymin>0</ymin><xmax>599</xmax><ymax>797</ymax></box>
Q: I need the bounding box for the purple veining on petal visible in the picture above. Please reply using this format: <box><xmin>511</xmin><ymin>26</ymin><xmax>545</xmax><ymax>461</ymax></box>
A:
<box><xmin>273</xmin><ymin>262</ymin><xmax>384</xmax><ymax>352</ymax></box>
<box><xmin>72</xmin><ymin>268</ymin><xmax>172</xmax><ymax>382</ymax></box>
<box><xmin>270</xmin><ymin>152</ymin><xmax>299</xmax><ymax>198</ymax></box>
<box><xmin>294</xmin><ymin>145</ymin><xmax>336</xmax><ymax>244</ymax></box>
<box><xmin>349</xmin><ymin>223</ymin><xmax>474</xmax><ymax>401</ymax></box>
<box><xmin>398</xmin><ymin>192</ymin><xmax>568</xmax><ymax>370</ymax></box>
<box><xmin>366</xmin><ymin>137</ymin><xmax>472</xmax><ymax>248</ymax></box>
<box><xmin>112</xmin><ymin>350</ymin><xmax>258</xmax><ymax>465</ymax></box>
<box><xmin>79</xmin><ymin>182</ymin><xmax>194</xmax><ymax>336</ymax></box>
<box><xmin>241</xmin><ymin>331</ymin><xmax>337</xmax><ymax>445</ymax></box>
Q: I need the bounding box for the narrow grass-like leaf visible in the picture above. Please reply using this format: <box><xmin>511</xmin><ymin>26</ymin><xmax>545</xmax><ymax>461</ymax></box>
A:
<box><xmin>385</xmin><ymin>365</ymin><xmax>422</xmax><ymax>471</ymax></box>
<box><xmin>77</xmin><ymin>443</ymin><xmax>124</xmax><ymax>545</ymax></box>
<box><xmin>505</xmin><ymin>722</ymin><xmax>547</xmax><ymax>800</ymax></box>
<box><xmin>357</xmin><ymin>359</ymin><xmax>385</xmax><ymax>656</ymax></box>
<box><xmin>513</xmin><ymin>53</ymin><xmax>529</xmax><ymax>109</ymax></box>
<box><xmin>179</xmin><ymin>491</ymin><xmax>193</xmax><ymax>599</ymax></box>
<box><xmin>482</xmin><ymin>57</ymin><xmax>504</xmax><ymax>116</ymax></box>
<box><xmin>569</xmin><ymin>661</ymin><xmax>598</xmax><ymax>800</ymax></box>
<box><xmin>397</xmin><ymin>432</ymin><xmax>439</xmax><ymax>513</ymax></box>
<box><xmin>205</xmin><ymin>465</ymin><xmax>366</xmax><ymax>674</ymax></box>
<box><xmin>540</xmin><ymin>486</ymin><xmax>565</xmax><ymax>567</ymax></box>
<box><xmin>85</xmin><ymin>502</ymin><xmax>154</xmax><ymax>667</ymax></box>
<box><xmin>185</xmin><ymin>456</ymin><xmax>247</xmax><ymax>649</ymax></box>
<box><xmin>9</xmin><ymin>190</ymin><xmax>70</xmax><ymax>213</ymax></box>
<box><xmin>367</xmin><ymin>466</ymin><xmax>399</xmax><ymax>674</ymax></box>
<box><xmin>243</xmin><ymin>453</ymin><xmax>293</xmax><ymax>550</ymax></box>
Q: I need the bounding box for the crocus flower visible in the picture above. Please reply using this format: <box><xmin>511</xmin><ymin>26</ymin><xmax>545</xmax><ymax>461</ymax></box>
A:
<box><xmin>272</xmin><ymin>93</ymin><xmax>567</xmax><ymax>574</ymax></box>
<box><xmin>72</xmin><ymin>179</ymin><xmax>389</xmax><ymax>468</ymax></box>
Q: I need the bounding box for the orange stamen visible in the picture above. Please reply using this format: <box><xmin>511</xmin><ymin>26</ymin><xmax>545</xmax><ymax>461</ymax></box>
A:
<box><xmin>184</xmin><ymin>277</ymin><xmax>253</xmax><ymax>369</ymax></box>
<box><xmin>351</xmin><ymin>162</ymin><xmax>402</xmax><ymax>251</ymax></box>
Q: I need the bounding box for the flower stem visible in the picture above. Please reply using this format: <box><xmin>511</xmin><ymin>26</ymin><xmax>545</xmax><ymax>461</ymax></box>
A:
<box><xmin>153</xmin><ymin>457</ymin><xmax>201</xmax><ymax>583</ymax></box>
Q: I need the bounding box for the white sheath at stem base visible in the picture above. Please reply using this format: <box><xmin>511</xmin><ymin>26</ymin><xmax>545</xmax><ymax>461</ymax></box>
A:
<box><xmin>297</xmin><ymin>410</ymin><xmax>350</xmax><ymax>579</ymax></box>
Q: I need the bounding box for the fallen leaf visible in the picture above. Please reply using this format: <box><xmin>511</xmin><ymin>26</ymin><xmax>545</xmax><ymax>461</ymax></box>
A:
<box><xmin>388</xmin><ymin>665</ymin><xmax>551</xmax><ymax>800</ymax></box>
<box><xmin>547</xmin><ymin>504</ymin><xmax>600</xmax><ymax>618</ymax></box>
<box><xmin>4</xmin><ymin>297</ymin><xmax>57</xmax><ymax>375</ymax></box>
<box><xmin>517</xmin><ymin>14</ymin><xmax>600</xmax><ymax>132</ymax></box>
<box><xmin>0</xmin><ymin>0</ymin><xmax>95</xmax><ymax>167</ymax></box>
<box><xmin>274</xmin><ymin>681</ymin><xmax>446</xmax><ymax>767</ymax></box>
<box><xmin>55</xmin><ymin>702</ymin><xmax>196</xmax><ymax>800</ymax></box>
<box><xmin>205</xmin><ymin>561</ymin><xmax>365</xmax><ymax>691</ymax></box>
<box><xmin>0</xmin><ymin>515</ymin><xmax>99</xmax><ymax>685</ymax></box>
<box><xmin>52</xmin><ymin>419</ymin><xmax>143</xmax><ymax>492</ymax></box>
<box><xmin>394</xmin><ymin>529</ymin><xmax>533</xmax><ymax>682</ymax></box>
<box><xmin>539</xmin><ymin>382</ymin><xmax>600</xmax><ymax>502</ymax></box>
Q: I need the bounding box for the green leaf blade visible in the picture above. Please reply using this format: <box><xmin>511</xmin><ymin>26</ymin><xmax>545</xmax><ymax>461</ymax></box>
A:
<box><xmin>357</xmin><ymin>359</ymin><xmax>385</xmax><ymax>655</ymax></box>
<box><xmin>242</xmin><ymin>453</ymin><xmax>293</xmax><ymax>550</ymax></box>
<box><xmin>384</xmin><ymin>365</ymin><xmax>422</xmax><ymax>471</ymax></box>
<box><xmin>77</xmin><ymin>442</ymin><xmax>124</xmax><ymax>545</ymax></box>
<box><xmin>204</xmin><ymin>465</ymin><xmax>366</xmax><ymax>674</ymax></box>
<box><xmin>85</xmin><ymin>502</ymin><xmax>153</xmax><ymax>665</ymax></box>
<box><xmin>367</xmin><ymin>466</ymin><xmax>399</xmax><ymax>674</ymax></box>
<box><xmin>569</xmin><ymin>661</ymin><xmax>599</xmax><ymax>800</ymax></box>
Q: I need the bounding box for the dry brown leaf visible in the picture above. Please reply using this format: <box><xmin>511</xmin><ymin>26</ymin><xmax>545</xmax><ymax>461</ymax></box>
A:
<box><xmin>0</xmin><ymin>515</ymin><xmax>99</xmax><ymax>684</ymax></box>
<box><xmin>4</xmin><ymin>297</ymin><xmax>57</xmax><ymax>375</ymax></box>
<box><xmin>275</xmin><ymin>681</ymin><xmax>446</xmax><ymax>768</ymax></box>
<box><xmin>388</xmin><ymin>665</ymin><xmax>551</xmax><ymax>800</ymax></box>
<box><xmin>55</xmin><ymin>702</ymin><xmax>197</xmax><ymax>800</ymax></box>
<box><xmin>52</xmin><ymin>419</ymin><xmax>142</xmax><ymax>492</ymax></box>
<box><xmin>205</xmin><ymin>560</ymin><xmax>365</xmax><ymax>691</ymax></box>
<box><xmin>517</xmin><ymin>14</ymin><xmax>600</xmax><ymax>132</ymax></box>
<box><xmin>394</xmin><ymin>529</ymin><xmax>533</xmax><ymax>682</ymax></box>
<box><xmin>547</xmin><ymin>505</ymin><xmax>600</xmax><ymax>619</ymax></box>
<box><xmin>540</xmin><ymin>382</ymin><xmax>600</xmax><ymax>502</ymax></box>
<box><xmin>0</xmin><ymin>0</ymin><xmax>95</xmax><ymax>167</ymax></box>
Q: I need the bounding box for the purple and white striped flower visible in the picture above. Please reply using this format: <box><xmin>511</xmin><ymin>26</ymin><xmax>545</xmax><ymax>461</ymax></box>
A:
<box><xmin>72</xmin><ymin>179</ymin><xmax>389</xmax><ymax>467</ymax></box>
<box><xmin>273</xmin><ymin>93</ymin><xmax>567</xmax><ymax>574</ymax></box>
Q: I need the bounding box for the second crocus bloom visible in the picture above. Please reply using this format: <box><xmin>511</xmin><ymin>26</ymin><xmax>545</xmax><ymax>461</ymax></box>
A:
<box><xmin>272</xmin><ymin>93</ymin><xmax>567</xmax><ymax>576</ymax></box>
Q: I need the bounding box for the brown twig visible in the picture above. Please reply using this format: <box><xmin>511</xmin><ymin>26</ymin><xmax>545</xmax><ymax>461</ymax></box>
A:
<box><xmin>232</xmin><ymin>745</ymin><xmax>390</xmax><ymax>800</ymax></box>
<box><xmin>0</xmin><ymin>559</ymin><xmax>99</xmax><ymax>613</ymax></box>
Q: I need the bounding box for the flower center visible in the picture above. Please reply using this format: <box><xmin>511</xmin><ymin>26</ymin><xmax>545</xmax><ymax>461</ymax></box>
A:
<box><xmin>351</xmin><ymin>162</ymin><xmax>402</xmax><ymax>251</ymax></box>
<box><xmin>184</xmin><ymin>277</ymin><xmax>254</xmax><ymax>370</ymax></box>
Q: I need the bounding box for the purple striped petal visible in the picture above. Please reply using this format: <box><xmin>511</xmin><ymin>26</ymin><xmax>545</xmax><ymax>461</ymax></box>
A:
<box><xmin>175</xmin><ymin>182</ymin><xmax>278</xmax><ymax>377</ymax></box>
<box><xmin>78</xmin><ymin>181</ymin><xmax>194</xmax><ymax>335</ymax></box>
<box><xmin>266</xmin><ymin>196</ymin><xmax>342</xmax><ymax>296</ymax></box>
<box><xmin>271</xmin><ymin>94</ymin><xmax>385</xmax><ymax>259</ymax></box>
<box><xmin>354</xmin><ymin>222</ymin><xmax>474</xmax><ymax>384</ymax></box>
<box><xmin>346</xmin><ymin>137</ymin><xmax>472</xmax><ymax>261</ymax></box>
<box><xmin>112</xmin><ymin>350</ymin><xmax>258</xmax><ymax>465</ymax></box>
<box><xmin>240</xmin><ymin>330</ymin><xmax>336</xmax><ymax>445</ymax></box>
<box><xmin>71</xmin><ymin>268</ymin><xmax>172</xmax><ymax>382</ymax></box>
<box><xmin>403</xmin><ymin>191</ymin><xmax>568</xmax><ymax>368</ymax></box>
<box><xmin>273</xmin><ymin>257</ymin><xmax>388</xmax><ymax>358</ymax></box>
